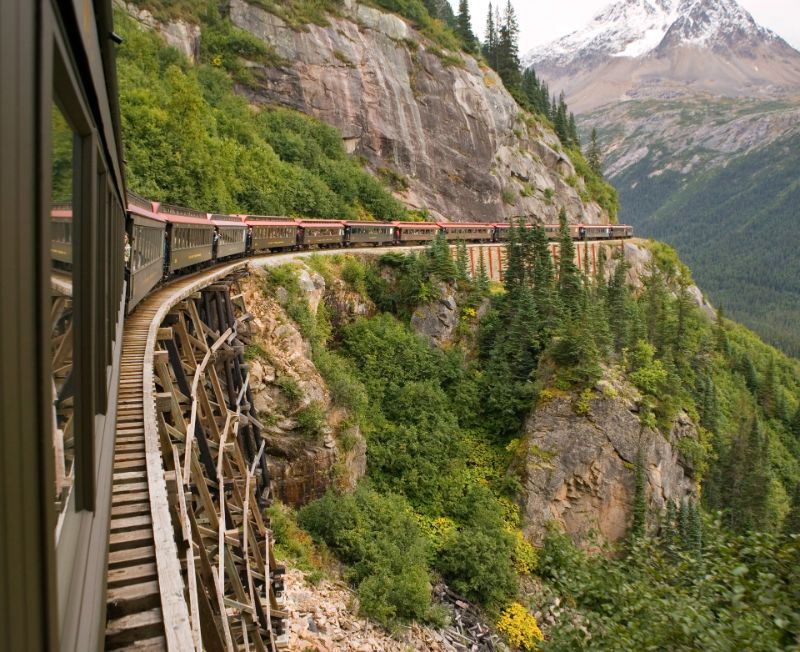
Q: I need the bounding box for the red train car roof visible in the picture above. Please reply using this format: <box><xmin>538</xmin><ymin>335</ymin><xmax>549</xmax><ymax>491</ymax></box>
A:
<box><xmin>392</xmin><ymin>221</ymin><xmax>439</xmax><ymax>228</ymax></box>
<box><xmin>245</xmin><ymin>219</ymin><xmax>298</xmax><ymax>227</ymax></box>
<box><xmin>297</xmin><ymin>220</ymin><xmax>345</xmax><ymax>227</ymax></box>
<box><xmin>344</xmin><ymin>221</ymin><xmax>395</xmax><ymax>227</ymax></box>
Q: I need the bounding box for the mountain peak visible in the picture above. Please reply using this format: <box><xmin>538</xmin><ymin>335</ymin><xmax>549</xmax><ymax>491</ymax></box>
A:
<box><xmin>525</xmin><ymin>0</ymin><xmax>788</xmax><ymax>67</ymax></box>
<box><xmin>524</xmin><ymin>0</ymin><xmax>800</xmax><ymax>113</ymax></box>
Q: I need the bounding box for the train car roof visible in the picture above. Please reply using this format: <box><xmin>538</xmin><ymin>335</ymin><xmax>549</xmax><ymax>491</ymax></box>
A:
<box><xmin>209</xmin><ymin>214</ymin><xmax>248</xmax><ymax>228</ymax></box>
<box><xmin>246</xmin><ymin>219</ymin><xmax>299</xmax><ymax>227</ymax></box>
<box><xmin>344</xmin><ymin>221</ymin><xmax>395</xmax><ymax>227</ymax></box>
<box><xmin>161</xmin><ymin>213</ymin><xmax>216</xmax><ymax>226</ymax></box>
<box><xmin>242</xmin><ymin>214</ymin><xmax>291</xmax><ymax>222</ymax></box>
<box><xmin>392</xmin><ymin>221</ymin><xmax>439</xmax><ymax>228</ymax></box>
<box><xmin>436</xmin><ymin>222</ymin><xmax>496</xmax><ymax>228</ymax></box>
<box><xmin>297</xmin><ymin>220</ymin><xmax>345</xmax><ymax>227</ymax></box>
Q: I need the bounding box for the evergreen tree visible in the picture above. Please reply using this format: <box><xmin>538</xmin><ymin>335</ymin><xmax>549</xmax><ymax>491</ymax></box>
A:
<box><xmin>688</xmin><ymin>502</ymin><xmax>702</xmax><ymax>555</ymax></box>
<box><xmin>714</xmin><ymin>305</ymin><xmax>729</xmax><ymax>356</ymax></box>
<box><xmin>742</xmin><ymin>353</ymin><xmax>759</xmax><ymax>394</ymax></box>
<box><xmin>482</xmin><ymin>3</ymin><xmax>498</xmax><ymax>69</ymax></box>
<box><xmin>455</xmin><ymin>0</ymin><xmax>477</xmax><ymax>52</ymax></box>
<box><xmin>758</xmin><ymin>357</ymin><xmax>777</xmax><ymax>416</ymax></box>
<box><xmin>503</xmin><ymin>219</ymin><xmax>525</xmax><ymax>297</ymax></box>
<box><xmin>496</xmin><ymin>0</ymin><xmax>521</xmax><ymax>90</ymax></box>
<box><xmin>784</xmin><ymin>482</ymin><xmax>800</xmax><ymax>534</ymax></box>
<box><xmin>606</xmin><ymin>252</ymin><xmax>630</xmax><ymax>354</ymax></box>
<box><xmin>531</xmin><ymin>222</ymin><xmax>557</xmax><ymax>337</ymax></box>
<box><xmin>587</xmin><ymin>127</ymin><xmax>602</xmax><ymax>176</ymax></box>
<box><xmin>678</xmin><ymin>500</ymin><xmax>689</xmax><ymax>541</ymax></box>
<box><xmin>455</xmin><ymin>239</ymin><xmax>469</xmax><ymax>282</ymax></box>
<box><xmin>791</xmin><ymin>403</ymin><xmax>800</xmax><ymax>439</ymax></box>
<box><xmin>476</xmin><ymin>247</ymin><xmax>489</xmax><ymax>293</ymax></box>
<box><xmin>428</xmin><ymin>231</ymin><xmax>456</xmax><ymax>281</ymax></box>
<box><xmin>557</xmin><ymin>208</ymin><xmax>582</xmax><ymax>317</ymax></box>
<box><xmin>663</xmin><ymin>500</ymin><xmax>678</xmax><ymax>546</ymax></box>
<box><xmin>568</xmin><ymin>112</ymin><xmax>579</xmax><ymax>147</ymax></box>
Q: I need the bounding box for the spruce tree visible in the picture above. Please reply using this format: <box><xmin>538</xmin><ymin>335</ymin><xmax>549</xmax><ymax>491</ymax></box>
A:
<box><xmin>476</xmin><ymin>247</ymin><xmax>489</xmax><ymax>293</ymax></box>
<box><xmin>606</xmin><ymin>251</ymin><xmax>630</xmax><ymax>354</ymax></box>
<box><xmin>758</xmin><ymin>357</ymin><xmax>777</xmax><ymax>416</ymax></box>
<box><xmin>688</xmin><ymin>502</ymin><xmax>702</xmax><ymax>555</ymax></box>
<box><xmin>456</xmin><ymin>239</ymin><xmax>469</xmax><ymax>282</ymax></box>
<box><xmin>557</xmin><ymin>208</ymin><xmax>582</xmax><ymax>317</ymax></box>
<box><xmin>455</xmin><ymin>0</ymin><xmax>477</xmax><ymax>52</ymax></box>
<box><xmin>496</xmin><ymin>0</ymin><xmax>521</xmax><ymax>90</ymax></box>
<box><xmin>791</xmin><ymin>404</ymin><xmax>800</xmax><ymax>439</ymax></box>
<box><xmin>531</xmin><ymin>222</ymin><xmax>557</xmax><ymax>336</ymax></box>
<box><xmin>587</xmin><ymin>128</ymin><xmax>602</xmax><ymax>176</ymax></box>
<box><xmin>714</xmin><ymin>305</ymin><xmax>729</xmax><ymax>355</ymax></box>
<box><xmin>784</xmin><ymin>482</ymin><xmax>800</xmax><ymax>535</ymax></box>
<box><xmin>568</xmin><ymin>112</ymin><xmax>579</xmax><ymax>147</ymax></box>
<box><xmin>678</xmin><ymin>500</ymin><xmax>689</xmax><ymax>541</ymax></box>
<box><xmin>483</xmin><ymin>3</ymin><xmax>498</xmax><ymax>69</ymax></box>
<box><xmin>503</xmin><ymin>219</ymin><xmax>525</xmax><ymax>298</ymax></box>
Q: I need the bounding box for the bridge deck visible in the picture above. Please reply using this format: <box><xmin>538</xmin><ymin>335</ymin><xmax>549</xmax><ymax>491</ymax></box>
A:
<box><xmin>105</xmin><ymin>293</ymin><xmax>168</xmax><ymax>650</ymax></box>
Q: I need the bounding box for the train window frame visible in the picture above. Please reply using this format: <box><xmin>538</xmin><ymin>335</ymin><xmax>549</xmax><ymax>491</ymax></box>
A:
<box><xmin>49</xmin><ymin>26</ymin><xmax>100</xmax><ymax>516</ymax></box>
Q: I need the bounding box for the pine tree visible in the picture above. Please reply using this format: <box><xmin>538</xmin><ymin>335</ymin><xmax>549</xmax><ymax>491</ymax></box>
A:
<box><xmin>688</xmin><ymin>502</ymin><xmax>702</xmax><ymax>555</ymax></box>
<box><xmin>568</xmin><ymin>112</ymin><xmax>579</xmax><ymax>147</ymax></box>
<box><xmin>455</xmin><ymin>239</ymin><xmax>469</xmax><ymax>282</ymax></box>
<box><xmin>678</xmin><ymin>500</ymin><xmax>689</xmax><ymax>541</ymax></box>
<box><xmin>455</xmin><ymin>0</ymin><xmax>477</xmax><ymax>52</ymax></box>
<box><xmin>791</xmin><ymin>404</ymin><xmax>800</xmax><ymax>439</ymax></box>
<box><xmin>557</xmin><ymin>208</ymin><xmax>582</xmax><ymax>317</ymax></box>
<box><xmin>428</xmin><ymin>231</ymin><xmax>456</xmax><ymax>281</ymax></box>
<box><xmin>663</xmin><ymin>500</ymin><xmax>677</xmax><ymax>547</ymax></box>
<box><xmin>606</xmin><ymin>251</ymin><xmax>630</xmax><ymax>354</ymax></box>
<box><xmin>503</xmin><ymin>219</ymin><xmax>525</xmax><ymax>297</ymax></box>
<box><xmin>587</xmin><ymin>128</ymin><xmax>602</xmax><ymax>176</ymax></box>
<box><xmin>483</xmin><ymin>3</ymin><xmax>498</xmax><ymax>69</ymax></box>
<box><xmin>496</xmin><ymin>0</ymin><xmax>521</xmax><ymax>90</ymax></box>
<box><xmin>531</xmin><ymin>222</ymin><xmax>557</xmax><ymax>337</ymax></box>
<box><xmin>714</xmin><ymin>305</ymin><xmax>729</xmax><ymax>355</ymax></box>
<box><xmin>476</xmin><ymin>247</ymin><xmax>489</xmax><ymax>293</ymax></box>
<box><xmin>758</xmin><ymin>357</ymin><xmax>777</xmax><ymax>416</ymax></box>
<box><xmin>784</xmin><ymin>482</ymin><xmax>800</xmax><ymax>535</ymax></box>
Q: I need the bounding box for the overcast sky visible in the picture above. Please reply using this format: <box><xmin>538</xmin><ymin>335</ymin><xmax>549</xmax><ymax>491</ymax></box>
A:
<box><xmin>449</xmin><ymin>0</ymin><xmax>800</xmax><ymax>54</ymax></box>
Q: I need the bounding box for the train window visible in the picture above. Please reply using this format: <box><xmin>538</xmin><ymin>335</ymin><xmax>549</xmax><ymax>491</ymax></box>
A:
<box><xmin>50</xmin><ymin>101</ymin><xmax>76</xmax><ymax>521</ymax></box>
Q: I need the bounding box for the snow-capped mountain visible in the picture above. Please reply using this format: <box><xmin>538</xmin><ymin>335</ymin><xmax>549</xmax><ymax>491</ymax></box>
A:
<box><xmin>524</xmin><ymin>0</ymin><xmax>800</xmax><ymax>113</ymax></box>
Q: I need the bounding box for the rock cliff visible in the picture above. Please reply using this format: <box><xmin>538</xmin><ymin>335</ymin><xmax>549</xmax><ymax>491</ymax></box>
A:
<box><xmin>240</xmin><ymin>267</ymin><xmax>367</xmax><ymax>506</ymax></box>
<box><xmin>227</xmin><ymin>0</ymin><xmax>609</xmax><ymax>223</ymax></box>
<box><xmin>121</xmin><ymin>0</ymin><xmax>606</xmax><ymax>224</ymax></box>
<box><xmin>516</xmin><ymin>373</ymin><xmax>698</xmax><ymax>547</ymax></box>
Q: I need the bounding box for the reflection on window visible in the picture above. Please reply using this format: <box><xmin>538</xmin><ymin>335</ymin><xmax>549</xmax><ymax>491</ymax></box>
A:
<box><xmin>50</xmin><ymin>102</ymin><xmax>75</xmax><ymax>520</ymax></box>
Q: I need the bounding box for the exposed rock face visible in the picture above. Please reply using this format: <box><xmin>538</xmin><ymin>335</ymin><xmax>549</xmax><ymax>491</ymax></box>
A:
<box><xmin>226</xmin><ymin>0</ymin><xmax>609</xmax><ymax>224</ymax></box>
<box><xmin>410</xmin><ymin>283</ymin><xmax>459</xmax><ymax>346</ymax></box>
<box><xmin>517</xmin><ymin>377</ymin><xmax>697</xmax><ymax>547</ymax></box>
<box><xmin>119</xmin><ymin>1</ymin><xmax>199</xmax><ymax>61</ymax></box>
<box><xmin>240</xmin><ymin>267</ymin><xmax>367</xmax><ymax>506</ymax></box>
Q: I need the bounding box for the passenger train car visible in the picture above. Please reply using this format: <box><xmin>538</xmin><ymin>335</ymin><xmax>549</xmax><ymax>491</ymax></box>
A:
<box><xmin>121</xmin><ymin>196</ymin><xmax>634</xmax><ymax>313</ymax></box>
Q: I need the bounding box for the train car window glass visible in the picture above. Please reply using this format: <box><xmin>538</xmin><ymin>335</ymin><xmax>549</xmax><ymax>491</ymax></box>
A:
<box><xmin>50</xmin><ymin>101</ymin><xmax>76</xmax><ymax>521</ymax></box>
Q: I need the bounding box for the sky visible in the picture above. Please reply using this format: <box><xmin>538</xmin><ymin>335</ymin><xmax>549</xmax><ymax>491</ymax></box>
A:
<box><xmin>448</xmin><ymin>0</ymin><xmax>800</xmax><ymax>54</ymax></box>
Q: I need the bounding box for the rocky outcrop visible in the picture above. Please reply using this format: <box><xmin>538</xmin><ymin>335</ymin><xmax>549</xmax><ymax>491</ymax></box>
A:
<box><xmin>516</xmin><ymin>374</ymin><xmax>698</xmax><ymax>547</ymax></box>
<box><xmin>224</xmin><ymin>0</ymin><xmax>609</xmax><ymax>224</ymax></box>
<box><xmin>119</xmin><ymin>1</ymin><xmax>200</xmax><ymax>61</ymax></box>
<box><xmin>240</xmin><ymin>267</ymin><xmax>367</xmax><ymax>506</ymax></box>
<box><xmin>410</xmin><ymin>283</ymin><xmax>459</xmax><ymax>346</ymax></box>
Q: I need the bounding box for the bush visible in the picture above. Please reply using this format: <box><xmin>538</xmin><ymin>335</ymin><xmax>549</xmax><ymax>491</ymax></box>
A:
<box><xmin>276</xmin><ymin>374</ymin><xmax>302</xmax><ymax>402</ymax></box>
<box><xmin>296</xmin><ymin>402</ymin><xmax>327</xmax><ymax>439</ymax></box>
<box><xmin>497</xmin><ymin>603</ymin><xmax>544</xmax><ymax>651</ymax></box>
<box><xmin>299</xmin><ymin>485</ymin><xmax>435</xmax><ymax>627</ymax></box>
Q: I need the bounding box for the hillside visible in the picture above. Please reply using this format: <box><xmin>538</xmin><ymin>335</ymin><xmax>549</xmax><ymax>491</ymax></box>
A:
<box><xmin>523</xmin><ymin>0</ymin><xmax>800</xmax><ymax>355</ymax></box>
<box><xmin>611</xmin><ymin>126</ymin><xmax>800</xmax><ymax>356</ymax></box>
<box><xmin>242</xmin><ymin>230</ymin><xmax>800</xmax><ymax>649</ymax></box>
<box><xmin>118</xmin><ymin>0</ymin><xmax>616</xmax><ymax>223</ymax></box>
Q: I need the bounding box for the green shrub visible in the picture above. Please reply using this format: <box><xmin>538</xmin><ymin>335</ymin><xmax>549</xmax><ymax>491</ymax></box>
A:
<box><xmin>276</xmin><ymin>375</ymin><xmax>302</xmax><ymax>402</ymax></box>
<box><xmin>295</xmin><ymin>402</ymin><xmax>327</xmax><ymax>439</ymax></box>
<box><xmin>299</xmin><ymin>485</ymin><xmax>435</xmax><ymax>627</ymax></box>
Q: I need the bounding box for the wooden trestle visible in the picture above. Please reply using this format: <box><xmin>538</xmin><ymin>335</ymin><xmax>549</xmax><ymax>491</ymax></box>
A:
<box><xmin>105</xmin><ymin>262</ymin><xmax>286</xmax><ymax>651</ymax></box>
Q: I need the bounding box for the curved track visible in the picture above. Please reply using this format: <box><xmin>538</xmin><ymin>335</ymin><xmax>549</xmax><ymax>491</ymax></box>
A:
<box><xmin>103</xmin><ymin>242</ymin><xmax>626</xmax><ymax>650</ymax></box>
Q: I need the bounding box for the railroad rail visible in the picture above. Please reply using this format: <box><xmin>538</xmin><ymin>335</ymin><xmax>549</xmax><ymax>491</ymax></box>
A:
<box><xmin>101</xmin><ymin>242</ymin><xmax>628</xmax><ymax>650</ymax></box>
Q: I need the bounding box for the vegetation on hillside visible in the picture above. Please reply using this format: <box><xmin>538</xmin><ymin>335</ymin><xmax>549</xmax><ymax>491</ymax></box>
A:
<box><xmin>116</xmin><ymin>8</ymin><xmax>406</xmax><ymax>218</ymax></box>
<box><xmin>262</xmin><ymin>229</ymin><xmax>800</xmax><ymax>647</ymax></box>
<box><xmin>616</xmin><ymin>132</ymin><xmax>800</xmax><ymax>357</ymax></box>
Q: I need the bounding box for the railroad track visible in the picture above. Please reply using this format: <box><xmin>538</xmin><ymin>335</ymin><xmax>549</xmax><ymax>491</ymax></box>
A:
<box><xmin>105</xmin><ymin>262</ymin><xmax>249</xmax><ymax>650</ymax></box>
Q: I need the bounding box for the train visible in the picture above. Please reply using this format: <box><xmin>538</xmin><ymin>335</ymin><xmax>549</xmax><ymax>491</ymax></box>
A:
<box><xmin>123</xmin><ymin>191</ymin><xmax>633</xmax><ymax>312</ymax></box>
